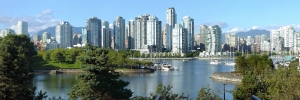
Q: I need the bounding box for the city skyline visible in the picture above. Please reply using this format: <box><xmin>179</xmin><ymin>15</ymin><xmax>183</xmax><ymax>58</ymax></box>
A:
<box><xmin>1</xmin><ymin>0</ymin><xmax>300</xmax><ymax>36</ymax></box>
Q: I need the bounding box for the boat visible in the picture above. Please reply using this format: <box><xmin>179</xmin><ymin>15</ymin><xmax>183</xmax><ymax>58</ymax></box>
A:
<box><xmin>210</xmin><ymin>59</ymin><xmax>220</xmax><ymax>64</ymax></box>
<box><xmin>182</xmin><ymin>59</ymin><xmax>188</xmax><ymax>62</ymax></box>
<box><xmin>161</xmin><ymin>63</ymin><xmax>175</xmax><ymax>70</ymax></box>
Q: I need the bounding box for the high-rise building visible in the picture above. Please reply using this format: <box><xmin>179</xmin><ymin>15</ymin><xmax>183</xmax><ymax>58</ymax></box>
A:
<box><xmin>134</xmin><ymin>14</ymin><xmax>150</xmax><ymax>50</ymax></box>
<box><xmin>254</xmin><ymin>35</ymin><xmax>261</xmax><ymax>52</ymax></box>
<box><xmin>81</xmin><ymin>28</ymin><xmax>88</xmax><ymax>47</ymax></box>
<box><xmin>72</xmin><ymin>33</ymin><xmax>79</xmax><ymax>45</ymax></box>
<box><xmin>270</xmin><ymin>30</ymin><xmax>280</xmax><ymax>51</ymax></box>
<box><xmin>0</xmin><ymin>28</ymin><xmax>15</xmax><ymax>37</ymax></box>
<box><xmin>166</xmin><ymin>7</ymin><xmax>177</xmax><ymax>51</ymax></box>
<box><xmin>113</xmin><ymin>16</ymin><xmax>125</xmax><ymax>50</ymax></box>
<box><xmin>162</xmin><ymin>24</ymin><xmax>167</xmax><ymax>49</ymax></box>
<box><xmin>182</xmin><ymin>16</ymin><xmax>194</xmax><ymax>51</ymax></box>
<box><xmin>128</xmin><ymin>20</ymin><xmax>135</xmax><ymax>49</ymax></box>
<box><xmin>225</xmin><ymin>33</ymin><xmax>238</xmax><ymax>48</ymax></box>
<box><xmin>279</xmin><ymin>26</ymin><xmax>295</xmax><ymax>48</ymax></box>
<box><xmin>199</xmin><ymin>25</ymin><xmax>209</xmax><ymax>50</ymax></box>
<box><xmin>101</xmin><ymin>20</ymin><xmax>110</xmax><ymax>48</ymax></box>
<box><xmin>86</xmin><ymin>17</ymin><xmax>102</xmax><ymax>47</ymax></box>
<box><xmin>172</xmin><ymin>24</ymin><xmax>187</xmax><ymax>55</ymax></box>
<box><xmin>32</xmin><ymin>34</ymin><xmax>41</xmax><ymax>42</ymax></box>
<box><xmin>17</xmin><ymin>21</ymin><xmax>28</xmax><ymax>35</ymax></box>
<box><xmin>146</xmin><ymin>15</ymin><xmax>162</xmax><ymax>52</ymax></box>
<box><xmin>205</xmin><ymin>25</ymin><xmax>222</xmax><ymax>55</ymax></box>
<box><xmin>125</xmin><ymin>25</ymin><xmax>129</xmax><ymax>49</ymax></box>
<box><xmin>56</xmin><ymin>21</ymin><xmax>73</xmax><ymax>48</ymax></box>
<box><xmin>42</xmin><ymin>32</ymin><xmax>51</xmax><ymax>44</ymax></box>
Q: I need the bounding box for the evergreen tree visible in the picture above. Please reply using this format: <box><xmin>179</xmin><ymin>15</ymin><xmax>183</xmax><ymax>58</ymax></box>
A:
<box><xmin>68</xmin><ymin>45</ymin><xmax>132</xmax><ymax>100</ymax></box>
<box><xmin>0</xmin><ymin>34</ymin><xmax>38</xmax><ymax>99</ymax></box>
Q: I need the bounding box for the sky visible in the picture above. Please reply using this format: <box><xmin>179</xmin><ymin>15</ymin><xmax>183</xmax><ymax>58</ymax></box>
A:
<box><xmin>1</xmin><ymin>0</ymin><xmax>300</xmax><ymax>36</ymax></box>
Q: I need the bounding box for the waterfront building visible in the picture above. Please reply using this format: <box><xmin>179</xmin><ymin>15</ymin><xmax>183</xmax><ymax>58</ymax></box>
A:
<box><xmin>279</xmin><ymin>26</ymin><xmax>295</xmax><ymax>50</ymax></box>
<box><xmin>146</xmin><ymin>15</ymin><xmax>162</xmax><ymax>52</ymax></box>
<box><xmin>17</xmin><ymin>21</ymin><xmax>28</xmax><ymax>35</ymax></box>
<box><xmin>172</xmin><ymin>24</ymin><xmax>187</xmax><ymax>55</ymax></box>
<box><xmin>274</xmin><ymin>37</ymin><xmax>284</xmax><ymax>53</ymax></box>
<box><xmin>0</xmin><ymin>28</ymin><xmax>15</xmax><ymax>37</ymax></box>
<box><xmin>182</xmin><ymin>16</ymin><xmax>194</xmax><ymax>51</ymax></box>
<box><xmin>163</xmin><ymin>24</ymin><xmax>167</xmax><ymax>49</ymax></box>
<box><xmin>56</xmin><ymin>21</ymin><xmax>73</xmax><ymax>48</ymax></box>
<box><xmin>134</xmin><ymin>14</ymin><xmax>150</xmax><ymax>50</ymax></box>
<box><xmin>42</xmin><ymin>32</ymin><xmax>51</xmax><ymax>44</ymax></box>
<box><xmin>225</xmin><ymin>33</ymin><xmax>238</xmax><ymax>49</ymax></box>
<box><xmin>125</xmin><ymin>25</ymin><xmax>129</xmax><ymax>49</ymax></box>
<box><xmin>294</xmin><ymin>32</ymin><xmax>300</xmax><ymax>53</ymax></box>
<box><xmin>128</xmin><ymin>20</ymin><xmax>135</xmax><ymax>49</ymax></box>
<box><xmin>86</xmin><ymin>17</ymin><xmax>102</xmax><ymax>47</ymax></box>
<box><xmin>205</xmin><ymin>25</ymin><xmax>222</xmax><ymax>56</ymax></box>
<box><xmin>199</xmin><ymin>25</ymin><xmax>209</xmax><ymax>51</ymax></box>
<box><xmin>72</xmin><ymin>33</ymin><xmax>79</xmax><ymax>45</ymax></box>
<box><xmin>246</xmin><ymin>36</ymin><xmax>254</xmax><ymax>52</ymax></box>
<box><xmin>81</xmin><ymin>28</ymin><xmax>88</xmax><ymax>47</ymax></box>
<box><xmin>166</xmin><ymin>7</ymin><xmax>177</xmax><ymax>51</ymax></box>
<box><xmin>101</xmin><ymin>20</ymin><xmax>110</xmax><ymax>48</ymax></box>
<box><xmin>113</xmin><ymin>16</ymin><xmax>125</xmax><ymax>50</ymax></box>
<box><xmin>270</xmin><ymin>30</ymin><xmax>280</xmax><ymax>52</ymax></box>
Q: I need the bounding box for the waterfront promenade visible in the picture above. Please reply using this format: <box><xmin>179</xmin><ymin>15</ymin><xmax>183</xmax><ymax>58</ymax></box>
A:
<box><xmin>129</xmin><ymin>57</ymin><xmax>232</xmax><ymax>60</ymax></box>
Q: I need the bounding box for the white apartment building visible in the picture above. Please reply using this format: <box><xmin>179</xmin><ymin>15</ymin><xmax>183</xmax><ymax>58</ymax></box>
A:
<box><xmin>56</xmin><ymin>21</ymin><xmax>73</xmax><ymax>48</ymax></box>
<box><xmin>146</xmin><ymin>15</ymin><xmax>162</xmax><ymax>52</ymax></box>
<box><xmin>172</xmin><ymin>24</ymin><xmax>186</xmax><ymax>55</ymax></box>
<box><xmin>101</xmin><ymin>20</ymin><xmax>110</xmax><ymax>48</ymax></box>
<box><xmin>205</xmin><ymin>25</ymin><xmax>222</xmax><ymax>56</ymax></box>
<box><xmin>225</xmin><ymin>33</ymin><xmax>238</xmax><ymax>48</ymax></box>
<box><xmin>42</xmin><ymin>32</ymin><xmax>51</xmax><ymax>44</ymax></box>
<box><xmin>166</xmin><ymin>7</ymin><xmax>177</xmax><ymax>51</ymax></box>
<box><xmin>17</xmin><ymin>21</ymin><xmax>28</xmax><ymax>35</ymax></box>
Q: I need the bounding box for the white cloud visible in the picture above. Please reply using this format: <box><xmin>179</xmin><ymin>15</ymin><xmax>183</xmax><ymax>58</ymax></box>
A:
<box><xmin>0</xmin><ymin>9</ymin><xmax>60</xmax><ymax>35</ymax></box>
<box><xmin>202</xmin><ymin>21</ymin><xmax>229</xmax><ymax>28</ymax></box>
<box><xmin>227</xmin><ymin>27</ymin><xmax>249</xmax><ymax>33</ymax></box>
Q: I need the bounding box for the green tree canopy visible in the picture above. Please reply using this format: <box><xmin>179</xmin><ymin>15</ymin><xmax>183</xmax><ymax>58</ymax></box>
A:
<box><xmin>0</xmin><ymin>34</ymin><xmax>37</xmax><ymax>99</ymax></box>
<box><xmin>68</xmin><ymin>45</ymin><xmax>132</xmax><ymax>100</ymax></box>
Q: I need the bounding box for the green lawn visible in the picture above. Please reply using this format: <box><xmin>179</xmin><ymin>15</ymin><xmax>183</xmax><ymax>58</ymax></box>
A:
<box><xmin>31</xmin><ymin>56</ymin><xmax>81</xmax><ymax>69</ymax></box>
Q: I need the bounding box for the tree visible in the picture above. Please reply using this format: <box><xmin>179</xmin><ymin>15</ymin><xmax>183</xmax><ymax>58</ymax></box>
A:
<box><xmin>50</xmin><ymin>49</ymin><xmax>65</xmax><ymax>63</ymax></box>
<box><xmin>197</xmin><ymin>85</ymin><xmax>221</xmax><ymax>100</ymax></box>
<box><xmin>132</xmin><ymin>83</ymin><xmax>190</xmax><ymax>100</ymax></box>
<box><xmin>0</xmin><ymin>34</ymin><xmax>38</xmax><ymax>99</ymax></box>
<box><xmin>68</xmin><ymin>45</ymin><xmax>132</xmax><ymax>100</ymax></box>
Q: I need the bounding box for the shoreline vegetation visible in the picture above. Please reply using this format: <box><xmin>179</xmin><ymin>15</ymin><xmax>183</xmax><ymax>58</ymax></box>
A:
<box><xmin>33</xmin><ymin>68</ymin><xmax>156</xmax><ymax>74</ymax></box>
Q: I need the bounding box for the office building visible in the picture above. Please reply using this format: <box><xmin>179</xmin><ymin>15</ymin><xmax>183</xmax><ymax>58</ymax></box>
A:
<box><xmin>205</xmin><ymin>25</ymin><xmax>222</xmax><ymax>55</ymax></box>
<box><xmin>128</xmin><ymin>20</ymin><xmax>135</xmax><ymax>49</ymax></box>
<box><xmin>101</xmin><ymin>20</ymin><xmax>110</xmax><ymax>48</ymax></box>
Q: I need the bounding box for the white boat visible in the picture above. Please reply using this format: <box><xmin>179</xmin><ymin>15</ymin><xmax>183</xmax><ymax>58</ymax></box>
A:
<box><xmin>210</xmin><ymin>59</ymin><xmax>220</xmax><ymax>64</ymax></box>
<box><xmin>225</xmin><ymin>62</ymin><xmax>236</xmax><ymax>66</ymax></box>
<box><xmin>161</xmin><ymin>63</ymin><xmax>175</xmax><ymax>70</ymax></box>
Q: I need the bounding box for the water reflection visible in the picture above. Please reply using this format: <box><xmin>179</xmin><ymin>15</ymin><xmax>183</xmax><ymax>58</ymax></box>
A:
<box><xmin>32</xmin><ymin>59</ymin><xmax>238</xmax><ymax>99</ymax></box>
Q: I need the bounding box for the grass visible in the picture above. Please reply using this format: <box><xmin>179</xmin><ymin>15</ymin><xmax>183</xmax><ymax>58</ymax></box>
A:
<box><xmin>31</xmin><ymin>56</ymin><xmax>81</xmax><ymax>69</ymax></box>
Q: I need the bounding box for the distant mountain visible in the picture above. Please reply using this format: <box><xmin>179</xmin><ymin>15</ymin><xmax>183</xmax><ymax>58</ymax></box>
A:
<box><xmin>36</xmin><ymin>26</ymin><xmax>84</xmax><ymax>37</ymax></box>
<box><xmin>222</xmin><ymin>29</ymin><xmax>270</xmax><ymax>43</ymax></box>
<box><xmin>236</xmin><ymin>29</ymin><xmax>270</xmax><ymax>37</ymax></box>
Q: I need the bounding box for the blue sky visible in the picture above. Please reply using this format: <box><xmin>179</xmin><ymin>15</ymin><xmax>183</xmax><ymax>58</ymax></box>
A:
<box><xmin>1</xmin><ymin>0</ymin><xmax>300</xmax><ymax>35</ymax></box>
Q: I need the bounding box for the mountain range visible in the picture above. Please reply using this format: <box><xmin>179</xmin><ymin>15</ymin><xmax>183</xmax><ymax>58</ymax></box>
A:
<box><xmin>36</xmin><ymin>26</ymin><xmax>84</xmax><ymax>36</ymax></box>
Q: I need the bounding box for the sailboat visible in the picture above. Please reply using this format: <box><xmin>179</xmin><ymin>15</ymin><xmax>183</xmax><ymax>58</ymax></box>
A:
<box><xmin>210</xmin><ymin>52</ymin><xmax>220</xmax><ymax>64</ymax></box>
<box><xmin>225</xmin><ymin>51</ymin><xmax>235</xmax><ymax>66</ymax></box>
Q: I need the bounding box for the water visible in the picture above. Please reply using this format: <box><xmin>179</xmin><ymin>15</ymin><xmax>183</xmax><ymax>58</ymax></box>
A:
<box><xmin>33</xmin><ymin>59</ymin><xmax>239</xmax><ymax>99</ymax></box>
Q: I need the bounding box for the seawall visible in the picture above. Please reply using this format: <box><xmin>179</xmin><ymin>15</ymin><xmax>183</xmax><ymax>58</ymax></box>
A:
<box><xmin>34</xmin><ymin>68</ymin><xmax>155</xmax><ymax>74</ymax></box>
<box><xmin>211</xmin><ymin>72</ymin><xmax>242</xmax><ymax>82</ymax></box>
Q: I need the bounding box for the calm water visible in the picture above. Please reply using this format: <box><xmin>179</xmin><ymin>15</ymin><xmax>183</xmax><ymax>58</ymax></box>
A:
<box><xmin>32</xmin><ymin>59</ymin><xmax>239</xmax><ymax>99</ymax></box>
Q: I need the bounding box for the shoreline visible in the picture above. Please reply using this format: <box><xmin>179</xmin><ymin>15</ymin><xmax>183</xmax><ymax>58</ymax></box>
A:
<box><xmin>34</xmin><ymin>69</ymin><xmax>155</xmax><ymax>74</ymax></box>
<box><xmin>210</xmin><ymin>72</ymin><xmax>242</xmax><ymax>82</ymax></box>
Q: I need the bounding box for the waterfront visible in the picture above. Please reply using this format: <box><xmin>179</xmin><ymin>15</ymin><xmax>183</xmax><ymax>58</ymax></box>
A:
<box><xmin>33</xmin><ymin>59</ymin><xmax>239</xmax><ymax>99</ymax></box>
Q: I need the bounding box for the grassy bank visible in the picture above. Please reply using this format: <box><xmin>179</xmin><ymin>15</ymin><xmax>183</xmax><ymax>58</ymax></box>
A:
<box><xmin>31</xmin><ymin>56</ymin><xmax>81</xmax><ymax>69</ymax></box>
